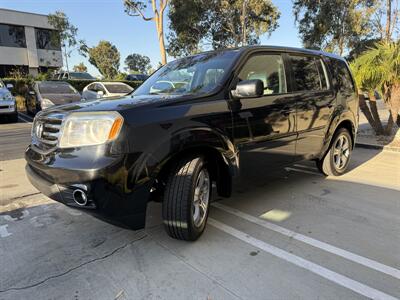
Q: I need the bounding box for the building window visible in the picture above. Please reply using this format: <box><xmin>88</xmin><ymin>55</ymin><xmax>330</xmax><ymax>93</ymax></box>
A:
<box><xmin>0</xmin><ymin>23</ymin><xmax>26</xmax><ymax>48</ymax></box>
<box><xmin>35</xmin><ymin>28</ymin><xmax>61</xmax><ymax>51</ymax></box>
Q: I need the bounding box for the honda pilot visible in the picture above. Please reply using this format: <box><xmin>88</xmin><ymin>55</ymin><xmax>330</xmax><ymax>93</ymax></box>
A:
<box><xmin>25</xmin><ymin>46</ymin><xmax>358</xmax><ymax>241</ymax></box>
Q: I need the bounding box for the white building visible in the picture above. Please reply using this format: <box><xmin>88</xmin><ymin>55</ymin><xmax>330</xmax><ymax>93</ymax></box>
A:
<box><xmin>0</xmin><ymin>8</ymin><xmax>63</xmax><ymax>77</ymax></box>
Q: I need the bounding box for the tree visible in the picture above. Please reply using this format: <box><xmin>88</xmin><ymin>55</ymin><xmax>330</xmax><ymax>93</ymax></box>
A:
<box><xmin>293</xmin><ymin>0</ymin><xmax>378</xmax><ymax>55</ymax></box>
<box><xmin>124</xmin><ymin>0</ymin><xmax>169</xmax><ymax>65</ymax></box>
<box><xmin>125</xmin><ymin>53</ymin><xmax>151</xmax><ymax>73</ymax></box>
<box><xmin>87</xmin><ymin>41</ymin><xmax>120</xmax><ymax>79</ymax></box>
<box><xmin>167</xmin><ymin>0</ymin><xmax>280</xmax><ymax>57</ymax></box>
<box><xmin>371</xmin><ymin>0</ymin><xmax>399</xmax><ymax>41</ymax></box>
<box><xmin>48</xmin><ymin>11</ymin><xmax>83</xmax><ymax>73</ymax></box>
<box><xmin>351</xmin><ymin>41</ymin><xmax>400</xmax><ymax>135</ymax></box>
<box><xmin>73</xmin><ymin>62</ymin><xmax>88</xmax><ymax>72</ymax></box>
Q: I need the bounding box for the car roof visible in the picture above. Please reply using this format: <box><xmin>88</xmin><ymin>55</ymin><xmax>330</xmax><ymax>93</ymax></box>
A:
<box><xmin>96</xmin><ymin>82</ymin><xmax>129</xmax><ymax>85</ymax></box>
<box><xmin>186</xmin><ymin>45</ymin><xmax>345</xmax><ymax>62</ymax></box>
<box><xmin>36</xmin><ymin>80</ymin><xmax>71</xmax><ymax>85</ymax></box>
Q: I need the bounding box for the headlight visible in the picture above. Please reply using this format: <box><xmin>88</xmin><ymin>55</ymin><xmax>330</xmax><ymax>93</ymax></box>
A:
<box><xmin>59</xmin><ymin>112</ymin><xmax>124</xmax><ymax>148</ymax></box>
<box><xmin>41</xmin><ymin>98</ymin><xmax>54</xmax><ymax>110</ymax></box>
<box><xmin>0</xmin><ymin>92</ymin><xmax>13</xmax><ymax>101</ymax></box>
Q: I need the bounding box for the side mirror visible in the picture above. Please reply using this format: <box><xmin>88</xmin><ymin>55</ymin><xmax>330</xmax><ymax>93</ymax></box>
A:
<box><xmin>97</xmin><ymin>90</ymin><xmax>104</xmax><ymax>98</ymax></box>
<box><xmin>232</xmin><ymin>79</ymin><xmax>264</xmax><ymax>99</ymax></box>
<box><xmin>6</xmin><ymin>83</ymin><xmax>13</xmax><ymax>90</ymax></box>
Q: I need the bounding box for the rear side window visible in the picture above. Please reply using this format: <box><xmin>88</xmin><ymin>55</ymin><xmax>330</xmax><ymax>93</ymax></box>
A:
<box><xmin>331</xmin><ymin>59</ymin><xmax>355</xmax><ymax>95</ymax></box>
<box><xmin>290</xmin><ymin>55</ymin><xmax>328</xmax><ymax>91</ymax></box>
<box><xmin>238</xmin><ymin>54</ymin><xmax>287</xmax><ymax>95</ymax></box>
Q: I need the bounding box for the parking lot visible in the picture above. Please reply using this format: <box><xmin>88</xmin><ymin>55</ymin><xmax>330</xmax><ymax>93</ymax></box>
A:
<box><xmin>0</xmin><ymin>122</ymin><xmax>399</xmax><ymax>300</ymax></box>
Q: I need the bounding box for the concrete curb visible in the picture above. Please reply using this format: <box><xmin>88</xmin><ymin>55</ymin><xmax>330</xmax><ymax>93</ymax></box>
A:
<box><xmin>355</xmin><ymin>142</ymin><xmax>400</xmax><ymax>152</ymax></box>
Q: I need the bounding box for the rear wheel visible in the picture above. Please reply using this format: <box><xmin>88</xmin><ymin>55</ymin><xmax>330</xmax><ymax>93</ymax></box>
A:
<box><xmin>162</xmin><ymin>156</ymin><xmax>211</xmax><ymax>241</ymax></box>
<box><xmin>316</xmin><ymin>128</ymin><xmax>352</xmax><ymax>176</ymax></box>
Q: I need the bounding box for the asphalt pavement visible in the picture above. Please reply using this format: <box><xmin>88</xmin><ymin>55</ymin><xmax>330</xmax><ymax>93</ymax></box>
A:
<box><xmin>0</xmin><ymin>119</ymin><xmax>399</xmax><ymax>300</ymax></box>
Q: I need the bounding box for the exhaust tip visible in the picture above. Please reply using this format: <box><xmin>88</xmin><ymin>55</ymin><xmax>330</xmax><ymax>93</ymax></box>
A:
<box><xmin>72</xmin><ymin>189</ymin><xmax>88</xmax><ymax>206</ymax></box>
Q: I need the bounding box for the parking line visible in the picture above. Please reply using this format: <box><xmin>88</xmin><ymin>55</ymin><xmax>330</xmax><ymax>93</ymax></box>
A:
<box><xmin>17</xmin><ymin>113</ymin><xmax>32</xmax><ymax>123</ymax></box>
<box><xmin>293</xmin><ymin>163</ymin><xmax>319</xmax><ymax>171</ymax></box>
<box><xmin>212</xmin><ymin>202</ymin><xmax>400</xmax><ymax>280</ymax></box>
<box><xmin>285</xmin><ymin>167</ymin><xmax>323</xmax><ymax>176</ymax></box>
<box><xmin>0</xmin><ymin>225</ymin><xmax>12</xmax><ymax>238</ymax></box>
<box><xmin>208</xmin><ymin>218</ymin><xmax>398</xmax><ymax>300</ymax></box>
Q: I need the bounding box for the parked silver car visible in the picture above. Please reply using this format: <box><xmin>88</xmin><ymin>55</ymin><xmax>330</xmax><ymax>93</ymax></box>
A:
<box><xmin>82</xmin><ymin>82</ymin><xmax>133</xmax><ymax>100</ymax></box>
<box><xmin>26</xmin><ymin>81</ymin><xmax>82</xmax><ymax>115</ymax></box>
<box><xmin>0</xmin><ymin>79</ymin><xmax>18</xmax><ymax>123</ymax></box>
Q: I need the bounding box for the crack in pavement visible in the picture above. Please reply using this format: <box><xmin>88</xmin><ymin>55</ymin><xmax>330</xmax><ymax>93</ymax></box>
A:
<box><xmin>5</xmin><ymin>192</ymin><xmax>41</xmax><ymax>201</ymax></box>
<box><xmin>0</xmin><ymin>233</ymin><xmax>148</xmax><ymax>294</ymax></box>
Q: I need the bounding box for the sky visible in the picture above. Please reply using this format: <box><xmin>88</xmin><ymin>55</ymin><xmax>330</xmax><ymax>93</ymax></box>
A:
<box><xmin>0</xmin><ymin>0</ymin><xmax>302</xmax><ymax>76</ymax></box>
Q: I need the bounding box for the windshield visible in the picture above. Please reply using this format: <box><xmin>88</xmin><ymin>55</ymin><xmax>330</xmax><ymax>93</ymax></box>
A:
<box><xmin>38</xmin><ymin>82</ymin><xmax>78</xmax><ymax>94</ymax></box>
<box><xmin>69</xmin><ymin>72</ymin><xmax>95</xmax><ymax>80</ymax></box>
<box><xmin>104</xmin><ymin>84</ymin><xmax>133</xmax><ymax>94</ymax></box>
<box><xmin>133</xmin><ymin>50</ymin><xmax>240</xmax><ymax>97</ymax></box>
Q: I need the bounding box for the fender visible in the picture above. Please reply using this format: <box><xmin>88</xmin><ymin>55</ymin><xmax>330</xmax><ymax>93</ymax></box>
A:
<box><xmin>149</xmin><ymin>126</ymin><xmax>239</xmax><ymax>179</ymax></box>
<box><xmin>319</xmin><ymin>105</ymin><xmax>357</xmax><ymax>159</ymax></box>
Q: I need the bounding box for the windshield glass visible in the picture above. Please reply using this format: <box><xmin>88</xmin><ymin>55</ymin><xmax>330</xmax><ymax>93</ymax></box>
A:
<box><xmin>104</xmin><ymin>84</ymin><xmax>133</xmax><ymax>94</ymax></box>
<box><xmin>38</xmin><ymin>82</ymin><xmax>77</xmax><ymax>94</ymax></box>
<box><xmin>69</xmin><ymin>72</ymin><xmax>94</xmax><ymax>80</ymax></box>
<box><xmin>133</xmin><ymin>50</ymin><xmax>239</xmax><ymax>97</ymax></box>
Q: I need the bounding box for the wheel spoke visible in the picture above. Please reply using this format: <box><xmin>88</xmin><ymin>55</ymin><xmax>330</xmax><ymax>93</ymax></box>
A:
<box><xmin>199</xmin><ymin>201</ymin><xmax>207</xmax><ymax>215</ymax></box>
<box><xmin>192</xmin><ymin>168</ymin><xmax>210</xmax><ymax>227</ymax></box>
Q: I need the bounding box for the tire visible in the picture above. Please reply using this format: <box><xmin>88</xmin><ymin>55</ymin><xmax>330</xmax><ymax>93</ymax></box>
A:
<box><xmin>316</xmin><ymin>128</ymin><xmax>353</xmax><ymax>176</ymax></box>
<box><xmin>162</xmin><ymin>155</ymin><xmax>211</xmax><ymax>241</ymax></box>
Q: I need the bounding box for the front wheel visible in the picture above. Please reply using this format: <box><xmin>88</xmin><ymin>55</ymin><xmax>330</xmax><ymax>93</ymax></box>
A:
<box><xmin>316</xmin><ymin>128</ymin><xmax>353</xmax><ymax>176</ymax></box>
<box><xmin>162</xmin><ymin>156</ymin><xmax>211</xmax><ymax>241</ymax></box>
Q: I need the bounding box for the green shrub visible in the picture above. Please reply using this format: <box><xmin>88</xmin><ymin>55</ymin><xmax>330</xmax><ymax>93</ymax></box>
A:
<box><xmin>2</xmin><ymin>78</ymin><xmax>34</xmax><ymax>96</ymax></box>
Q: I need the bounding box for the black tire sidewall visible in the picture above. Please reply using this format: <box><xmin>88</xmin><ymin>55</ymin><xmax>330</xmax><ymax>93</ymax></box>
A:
<box><xmin>186</xmin><ymin>158</ymin><xmax>211</xmax><ymax>239</ymax></box>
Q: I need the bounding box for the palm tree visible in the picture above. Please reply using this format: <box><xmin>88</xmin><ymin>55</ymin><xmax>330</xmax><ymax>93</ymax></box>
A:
<box><xmin>350</xmin><ymin>41</ymin><xmax>400</xmax><ymax>135</ymax></box>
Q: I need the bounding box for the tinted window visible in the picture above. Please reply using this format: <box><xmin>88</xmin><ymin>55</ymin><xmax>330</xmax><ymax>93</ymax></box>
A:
<box><xmin>104</xmin><ymin>84</ymin><xmax>133</xmax><ymax>94</ymax></box>
<box><xmin>331</xmin><ymin>59</ymin><xmax>355</xmax><ymax>95</ymax></box>
<box><xmin>38</xmin><ymin>82</ymin><xmax>77</xmax><ymax>94</ymax></box>
<box><xmin>35</xmin><ymin>28</ymin><xmax>61</xmax><ymax>50</ymax></box>
<box><xmin>290</xmin><ymin>55</ymin><xmax>327</xmax><ymax>91</ymax></box>
<box><xmin>0</xmin><ymin>24</ymin><xmax>26</xmax><ymax>48</ymax></box>
<box><xmin>238</xmin><ymin>54</ymin><xmax>287</xmax><ymax>95</ymax></box>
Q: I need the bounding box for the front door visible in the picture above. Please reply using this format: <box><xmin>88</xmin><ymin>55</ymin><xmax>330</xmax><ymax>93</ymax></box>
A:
<box><xmin>231</xmin><ymin>53</ymin><xmax>297</xmax><ymax>177</ymax></box>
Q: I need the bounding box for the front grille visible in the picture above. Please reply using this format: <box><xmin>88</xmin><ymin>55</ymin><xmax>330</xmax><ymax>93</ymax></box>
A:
<box><xmin>33</xmin><ymin>113</ymin><xmax>64</xmax><ymax>150</ymax></box>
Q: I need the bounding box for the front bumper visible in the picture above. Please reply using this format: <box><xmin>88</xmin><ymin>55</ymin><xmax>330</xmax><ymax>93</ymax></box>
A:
<box><xmin>0</xmin><ymin>104</ymin><xmax>16</xmax><ymax>115</ymax></box>
<box><xmin>25</xmin><ymin>147</ymin><xmax>151</xmax><ymax>230</ymax></box>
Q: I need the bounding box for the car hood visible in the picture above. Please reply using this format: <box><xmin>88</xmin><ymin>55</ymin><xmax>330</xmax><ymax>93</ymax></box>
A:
<box><xmin>40</xmin><ymin>94</ymin><xmax>186</xmax><ymax>115</ymax></box>
<box><xmin>41</xmin><ymin>93</ymin><xmax>82</xmax><ymax>105</ymax></box>
<box><xmin>0</xmin><ymin>88</ymin><xmax>14</xmax><ymax>102</ymax></box>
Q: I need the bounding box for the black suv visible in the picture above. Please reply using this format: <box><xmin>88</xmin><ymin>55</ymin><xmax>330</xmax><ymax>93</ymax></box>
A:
<box><xmin>25</xmin><ymin>46</ymin><xmax>358</xmax><ymax>241</ymax></box>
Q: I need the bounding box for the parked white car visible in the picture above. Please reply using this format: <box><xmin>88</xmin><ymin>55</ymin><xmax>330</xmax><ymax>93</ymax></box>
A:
<box><xmin>82</xmin><ymin>82</ymin><xmax>133</xmax><ymax>100</ymax></box>
<box><xmin>0</xmin><ymin>79</ymin><xmax>18</xmax><ymax>123</ymax></box>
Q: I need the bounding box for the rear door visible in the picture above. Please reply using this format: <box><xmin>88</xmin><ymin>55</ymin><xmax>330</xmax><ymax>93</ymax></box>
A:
<box><xmin>289</xmin><ymin>54</ymin><xmax>335</xmax><ymax>159</ymax></box>
<box><xmin>232</xmin><ymin>52</ymin><xmax>298</xmax><ymax>176</ymax></box>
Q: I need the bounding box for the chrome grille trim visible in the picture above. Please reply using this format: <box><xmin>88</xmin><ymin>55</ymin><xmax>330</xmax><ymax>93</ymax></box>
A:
<box><xmin>33</xmin><ymin>112</ymin><xmax>65</xmax><ymax>149</ymax></box>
